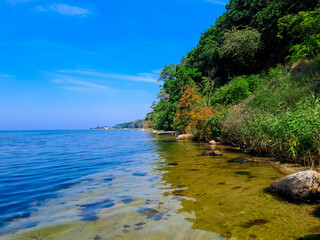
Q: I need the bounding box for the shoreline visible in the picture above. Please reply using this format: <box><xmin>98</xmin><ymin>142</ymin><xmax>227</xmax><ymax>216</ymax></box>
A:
<box><xmin>142</xmin><ymin>128</ymin><xmax>317</xmax><ymax>173</ymax></box>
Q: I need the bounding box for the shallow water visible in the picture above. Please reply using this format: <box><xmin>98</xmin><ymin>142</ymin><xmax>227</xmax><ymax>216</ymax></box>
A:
<box><xmin>1</xmin><ymin>130</ymin><xmax>320</xmax><ymax>240</ymax></box>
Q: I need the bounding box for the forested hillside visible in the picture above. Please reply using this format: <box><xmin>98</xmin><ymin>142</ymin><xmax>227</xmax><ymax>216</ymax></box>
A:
<box><xmin>145</xmin><ymin>0</ymin><xmax>320</xmax><ymax>164</ymax></box>
<box><xmin>113</xmin><ymin>119</ymin><xmax>144</xmax><ymax>129</ymax></box>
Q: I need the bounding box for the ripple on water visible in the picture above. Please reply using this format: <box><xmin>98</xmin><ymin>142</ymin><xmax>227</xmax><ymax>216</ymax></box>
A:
<box><xmin>2</xmin><ymin>131</ymin><xmax>320</xmax><ymax>240</ymax></box>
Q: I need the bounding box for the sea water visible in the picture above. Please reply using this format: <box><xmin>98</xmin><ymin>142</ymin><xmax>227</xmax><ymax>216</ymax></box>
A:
<box><xmin>0</xmin><ymin>130</ymin><xmax>319</xmax><ymax>240</ymax></box>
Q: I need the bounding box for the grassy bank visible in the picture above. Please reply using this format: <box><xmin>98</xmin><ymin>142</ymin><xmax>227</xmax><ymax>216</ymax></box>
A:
<box><xmin>220</xmin><ymin>57</ymin><xmax>320</xmax><ymax>165</ymax></box>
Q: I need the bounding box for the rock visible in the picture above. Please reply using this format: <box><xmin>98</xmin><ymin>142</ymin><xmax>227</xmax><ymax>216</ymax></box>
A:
<box><xmin>208</xmin><ymin>140</ymin><xmax>217</xmax><ymax>145</ymax></box>
<box><xmin>231</xmin><ymin>143</ymin><xmax>240</xmax><ymax>147</ymax></box>
<box><xmin>201</xmin><ymin>150</ymin><xmax>222</xmax><ymax>156</ymax></box>
<box><xmin>240</xmin><ymin>144</ymin><xmax>248</xmax><ymax>152</ymax></box>
<box><xmin>269</xmin><ymin>170</ymin><xmax>320</xmax><ymax>202</ymax></box>
<box><xmin>143</xmin><ymin>129</ymin><xmax>161</xmax><ymax>134</ymax></box>
<box><xmin>157</xmin><ymin>131</ymin><xmax>181</xmax><ymax>136</ymax></box>
<box><xmin>228</xmin><ymin>158</ymin><xmax>252</xmax><ymax>164</ymax></box>
<box><xmin>135</xmin><ymin>222</ymin><xmax>146</xmax><ymax>226</ymax></box>
<box><xmin>176</xmin><ymin>134</ymin><xmax>193</xmax><ymax>140</ymax></box>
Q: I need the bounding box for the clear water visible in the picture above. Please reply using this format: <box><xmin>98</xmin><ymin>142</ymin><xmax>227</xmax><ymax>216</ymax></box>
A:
<box><xmin>1</xmin><ymin>130</ymin><xmax>320</xmax><ymax>240</ymax></box>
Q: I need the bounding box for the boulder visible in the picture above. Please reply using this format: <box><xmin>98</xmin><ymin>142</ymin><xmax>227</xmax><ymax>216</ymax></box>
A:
<box><xmin>269</xmin><ymin>170</ymin><xmax>320</xmax><ymax>202</ymax></box>
<box><xmin>201</xmin><ymin>150</ymin><xmax>222</xmax><ymax>156</ymax></box>
<box><xmin>157</xmin><ymin>131</ymin><xmax>181</xmax><ymax>136</ymax></box>
<box><xmin>208</xmin><ymin>140</ymin><xmax>217</xmax><ymax>145</ymax></box>
<box><xmin>228</xmin><ymin>158</ymin><xmax>252</xmax><ymax>164</ymax></box>
<box><xmin>176</xmin><ymin>134</ymin><xmax>193</xmax><ymax>140</ymax></box>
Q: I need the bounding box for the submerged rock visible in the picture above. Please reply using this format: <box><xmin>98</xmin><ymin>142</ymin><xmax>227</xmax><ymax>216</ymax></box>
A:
<box><xmin>269</xmin><ymin>170</ymin><xmax>320</xmax><ymax>202</ymax></box>
<box><xmin>235</xmin><ymin>171</ymin><xmax>251</xmax><ymax>176</ymax></box>
<box><xmin>201</xmin><ymin>150</ymin><xmax>222</xmax><ymax>156</ymax></box>
<box><xmin>228</xmin><ymin>158</ymin><xmax>252</xmax><ymax>164</ymax></box>
<box><xmin>135</xmin><ymin>222</ymin><xmax>146</xmax><ymax>226</ymax></box>
<box><xmin>242</xmin><ymin>219</ymin><xmax>269</xmax><ymax>228</ymax></box>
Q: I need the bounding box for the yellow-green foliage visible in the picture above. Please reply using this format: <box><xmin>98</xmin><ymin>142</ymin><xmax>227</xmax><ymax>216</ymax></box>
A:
<box><xmin>173</xmin><ymin>84</ymin><xmax>214</xmax><ymax>139</ymax></box>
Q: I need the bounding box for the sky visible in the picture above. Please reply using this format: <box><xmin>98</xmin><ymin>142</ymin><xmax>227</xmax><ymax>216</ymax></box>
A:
<box><xmin>0</xmin><ymin>0</ymin><xmax>227</xmax><ymax>130</ymax></box>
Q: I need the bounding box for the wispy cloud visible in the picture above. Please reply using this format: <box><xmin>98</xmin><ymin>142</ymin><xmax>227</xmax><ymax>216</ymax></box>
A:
<box><xmin>205</xmin><ymin>0</ymin><xmax>228</xmax><ymax>5</ymax></box>
<box><xmin>0</xmin><ymin>73</ymin><xmax>13</xmax><ymax>78</ymax></box>
<box><xmin>37</xmin><ymin>4</ymin><xmax>91</xmax><ymax>16</ymax></box>
<box><xmin>52</xmin><ymin>76</ymin><xmax>109</xmax><ymax>89</ymax></box>
<box><xmin>45</xmin><ymin>69</ymin><xmax>160</xmax><ymax>92</ymax></box>
<box><xmin>6</xmin><ymin>0</ymin><xmax>33</xmax><ymax>5</ymax></box>
<box><xmin>59</xmin><ymin>70</ymin><xmax>159</xmax><ymax>83</ymax></box>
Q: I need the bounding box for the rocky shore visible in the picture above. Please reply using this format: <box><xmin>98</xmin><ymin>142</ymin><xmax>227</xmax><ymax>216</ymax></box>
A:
<box><xmin>144</xmin><ymin>128</ymin><xmax>320</xmax><ymax>203</ymax></box>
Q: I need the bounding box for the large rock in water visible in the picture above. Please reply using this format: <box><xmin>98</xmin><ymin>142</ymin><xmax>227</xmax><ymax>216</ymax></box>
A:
<box><xmin>269</xmin><ymin>170</ymin><xmax>320</xmax><ymax>202</ymax></box>
<box><xmin>201</xmin><ymin>150</ymin><xmax>222</xmax><ymax>156</ymax></box>
<box><xmin>228</xmin><ymin>158</ymin><xmax>252</xmax><ymax>164</ymax></box>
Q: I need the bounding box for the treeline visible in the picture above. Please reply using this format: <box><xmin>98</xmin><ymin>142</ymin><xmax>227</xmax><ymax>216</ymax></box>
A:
<box><xmin>145</xmin><ymin>0</ymin><xmax>320</xmax><ymax>165</ymax></box>
<box><xmin>113</xmin><ymin>119</ymin><xmax>144</xmax><ymax>129</ymax></box>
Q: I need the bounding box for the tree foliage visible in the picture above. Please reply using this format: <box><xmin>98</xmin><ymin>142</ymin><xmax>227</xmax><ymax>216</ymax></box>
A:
<box><xmin>278</xmin><ymin>8</ymin><xmax>320</xmax><ymax>61</ymax></box>
<box><xmin>173</xmin><ymin>84</ymin><xmax>214</xmax><ymax>139</ymax></box>
<box><xmin>219</xmin><ymin>26</ymin><xmax>262</xmax><ymax>76</ymax></box>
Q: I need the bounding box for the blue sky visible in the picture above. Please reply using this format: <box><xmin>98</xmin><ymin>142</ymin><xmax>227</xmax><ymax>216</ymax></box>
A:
<box><xmin>0</xmin><ymin>0</ymin><xmax>227</xmax><ymax>130</ymax></box>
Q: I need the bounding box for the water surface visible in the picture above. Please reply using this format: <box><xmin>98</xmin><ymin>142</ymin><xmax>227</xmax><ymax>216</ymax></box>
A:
<box><xmin>1</xmin><ymin>130</ymin><xmax>320</xmax><ymax>240</ymax></box>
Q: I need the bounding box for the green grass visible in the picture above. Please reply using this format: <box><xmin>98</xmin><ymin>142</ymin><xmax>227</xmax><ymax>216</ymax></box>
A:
<box><xmin>219</xmin><ymin>56</ymin><xmax>320</xmax><ymax>165</ymax></box>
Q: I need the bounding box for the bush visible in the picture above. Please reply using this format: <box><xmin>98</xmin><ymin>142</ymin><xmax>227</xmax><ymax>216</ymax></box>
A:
<box><xmin>211</xmin><ymin>74</ymin><xmax>263</xmax><ymax>106</ymax></box>
<box><xmin>290</xmin><ymin>34</ymin><xmax>320</xmax><ymax>61</ymax></box>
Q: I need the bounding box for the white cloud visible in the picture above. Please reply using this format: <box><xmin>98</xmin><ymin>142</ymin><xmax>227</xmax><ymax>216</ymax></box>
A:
<box><xmin>59</xmin><ymin>70</ymin><xmax>159</xmax><ymax>83</ymax></box>
<box><xmin>205</xmin><ymin>0</ymin><xmax>227</xmax><ymax>5</ymax></box>
<box><xmin>7</xmin><ymin>0</ymin><xmax>33</xmax><ymax>5</ymax></box>
<box><xmin>37</xmin><ymin>4</ymin><xmax>91</xmax><ymax>16</ymax></box>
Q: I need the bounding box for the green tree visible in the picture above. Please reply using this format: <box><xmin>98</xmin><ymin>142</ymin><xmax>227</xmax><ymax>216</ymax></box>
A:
<box><xmin>278</xmin><ymin>8</ymin><xmax>320</xmax><ymax>60</ymax></box>
<box><xmin>219</xmin><ymin>26</ymin><xmax>262</xmax><ymax>75</ymax></box>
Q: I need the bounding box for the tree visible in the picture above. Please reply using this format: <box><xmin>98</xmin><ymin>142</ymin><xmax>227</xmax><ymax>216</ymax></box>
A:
<box><xmin>278</xmin><ymin>8</ymin><xmax>320</xmax><ymax>61</ymax></box>
<box><xmin>173</xmin><ymin>84</ymin><xmax>202</xmax><ymax>133</ymax></box>
<box><xmin>219</xmin><ymin>27</ymin><xmax>262</xmax><ymax>72</ymax></box>
<box><xmin>152</xmin><ymin>101</ymin><xmax>177</xmax><ymax>130</ymax></box>
<box><xmin>173</xmin><ymin>84</ymin><xmax>213</xmax><ymax>139</ymax></box>
<box><xmin>201</xmin><ymin>69</ymin><xmax>218</xmax><ymax>106</ymax></box>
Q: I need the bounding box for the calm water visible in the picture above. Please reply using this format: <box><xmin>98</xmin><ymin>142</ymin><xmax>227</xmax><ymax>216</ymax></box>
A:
<box><xmin>0</xmin><ymin>130</ymin><xmax>320</xmax><ymax>240</ymax></box>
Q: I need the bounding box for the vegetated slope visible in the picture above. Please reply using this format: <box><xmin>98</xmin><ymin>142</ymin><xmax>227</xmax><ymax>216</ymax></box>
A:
<box><xmin>146</xmin><ymin>0</ymin><xmax>320</xmax><ymax>164</ymax></box>
<box><xmin>113</xmin><ymin>119</ymin><xmax>144</xmax><ymax>129</ymax></box>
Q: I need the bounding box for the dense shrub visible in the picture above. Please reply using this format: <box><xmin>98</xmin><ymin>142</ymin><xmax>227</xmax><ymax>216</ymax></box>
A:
<box><xmin>211</xmin><ymin>74</ymin><xmax>262</xmax><ymax>105</ymax></box>
<box><xmin>221</xmin><ymin>60</ymin><xmax>320</xmax><ymax>165</ymax></box>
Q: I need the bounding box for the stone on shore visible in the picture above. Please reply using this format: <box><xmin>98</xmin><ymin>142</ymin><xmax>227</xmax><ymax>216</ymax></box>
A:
<box><xmin>208</xmin><ymin>140</ymin><xmax>217</xmax><ymax>145</ymax></box>
<box><xmin>269</xmin><ymin>170</ymin><xmax>320</xmax><ymax>202</ymax></box>
<box><xmin>176</xmin><ymin>134</ymin><xmax>193</xmax><ymax>140</ymax></box>
<box><xmin>157</xmin><ymin>131</ymin><xmax>181</xmax><ymax>136</ymax></box>
<box><xmin>201</xmin><ymin>150</ymin><xmax>222</xmax><ymax>156</ymax></box>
